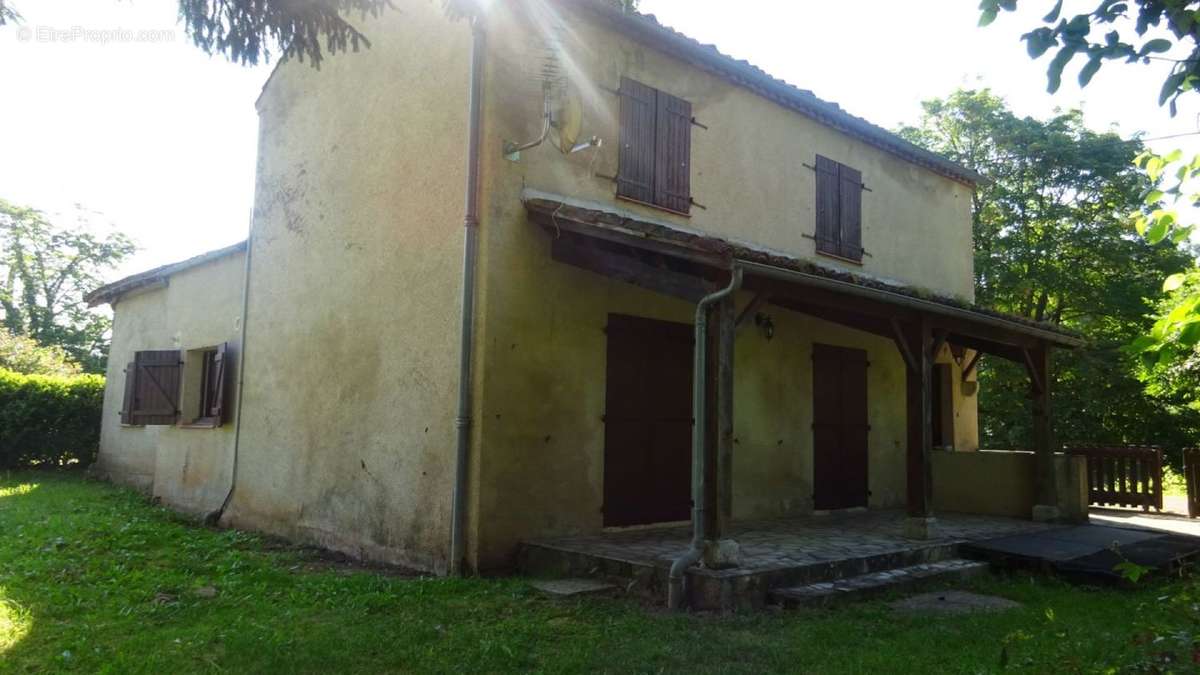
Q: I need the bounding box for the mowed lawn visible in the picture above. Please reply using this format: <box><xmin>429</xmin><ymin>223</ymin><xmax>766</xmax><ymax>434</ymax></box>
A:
<box><xmin>0</xmin><ymin>472</ymin><xmax>1173</xmax><ymax>673</ymax></box>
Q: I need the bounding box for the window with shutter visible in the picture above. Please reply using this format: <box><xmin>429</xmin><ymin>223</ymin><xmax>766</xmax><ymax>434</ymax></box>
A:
<box><xmin>813</xmin><ymin>155</ymin><xmax>864</xmax><ymax>263</ymax></box>
<box><xmin>617</xmin><ymin>77</ymin><xmax>692</xmax><ymax>215</ymax></box>
<box><xmin>131</xmin><ymin>350</ymin><xmax>182</xmax><ymax>426</ymax></box>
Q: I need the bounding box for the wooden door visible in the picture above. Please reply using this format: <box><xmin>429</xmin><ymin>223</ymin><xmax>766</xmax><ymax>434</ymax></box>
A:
<box><xmin>603</xmin><ymin>314</ymin><xmax>694</xmax><ymax>527</ymax></box>
<box><xmin>812</xmin><ymin>344</ymin><xmax>870</xmax><ymax>510</ymax></box>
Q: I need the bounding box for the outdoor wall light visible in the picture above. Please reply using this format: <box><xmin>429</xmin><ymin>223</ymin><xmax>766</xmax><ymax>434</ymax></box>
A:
<box><xmin>754</xmin><ymin>312</ymin><xmax>775</xmax><ymax>341</ymax></box>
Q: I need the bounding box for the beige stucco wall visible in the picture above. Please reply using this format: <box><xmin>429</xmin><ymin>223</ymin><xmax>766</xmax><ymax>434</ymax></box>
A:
<box><xmin>226</xmin><ymin>0</ymin><xmax>470</xmax><ymax>573</ymax></box>
<box><xmin>96</xmin><ymin>251</ymin><xmax>246</xmax><ymax>516</ymax></box>
<box><xmin>482</xmin><ymin>1</ymin><xmax>975</xmax><ymax>302</ymax></box>
<box><xmin>466</xmin><ymin>2</ymin><xmax>981</xmax><ymax>569</ymax></box>
<box><xmin>933</xmin><ymin>450</ymin><xmax>1088</xmax><ymax>522</ymax></box>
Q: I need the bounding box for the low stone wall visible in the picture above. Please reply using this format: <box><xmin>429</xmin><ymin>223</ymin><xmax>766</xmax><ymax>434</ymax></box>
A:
<box><xmin>932</xmin><ymin>449</ymin><xmax>1088</xmax><ymax>522</ymax></box>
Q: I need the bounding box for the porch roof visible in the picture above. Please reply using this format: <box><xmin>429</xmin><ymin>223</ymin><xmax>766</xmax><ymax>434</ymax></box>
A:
<box><xmin>523</xmin><ymin>190</ymin><xmax>1084</xmax><ymax>357</ymax></box>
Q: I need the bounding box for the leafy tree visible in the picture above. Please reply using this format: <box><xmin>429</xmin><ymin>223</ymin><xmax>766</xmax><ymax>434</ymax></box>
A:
<box><xmin>899</xmin><ymin>89</ymin><xmax>1199</xmax><ymax>454</ymax></box>
<box><xmin>0</xmin><ymin>199</ymin><xmax>135</xmax><ymax>373</ymax></box>
<box><xmin>2</xmin><ymin>0</ymin><xmax>639</xmax><ymax>67</ymax></box>
<box><xmin>979</xmin><ymin>0</ymin><xmax>1199</xmax><ymax>114</ymax></box>
<box><xmin>0</xmin><ymin>326</ymin><xmax>81</xmax><ymax>377</ymax></box>
<box><xmin>981</xmin><ymin>2</ymin><xmax>1200</xmax><ymax>441</ymax></box>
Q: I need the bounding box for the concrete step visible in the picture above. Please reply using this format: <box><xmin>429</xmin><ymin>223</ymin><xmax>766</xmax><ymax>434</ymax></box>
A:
<box><xmin>768</xmin><ymin>559</ymin><xmax>989</xmax><ymax>608</ymax></box>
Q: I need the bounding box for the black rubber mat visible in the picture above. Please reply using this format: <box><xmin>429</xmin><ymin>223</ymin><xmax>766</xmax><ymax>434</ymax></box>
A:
<box><xmin>962</xmin><ymin>524</ymin><xmax>1200</xmax><ymax>582</ymax></box>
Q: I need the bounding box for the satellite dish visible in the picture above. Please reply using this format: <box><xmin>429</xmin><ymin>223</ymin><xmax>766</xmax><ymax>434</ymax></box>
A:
<box><xmin>555</xmin><ymin>93</ymin><xmax>584</xmax><ymax>154</ymax></box>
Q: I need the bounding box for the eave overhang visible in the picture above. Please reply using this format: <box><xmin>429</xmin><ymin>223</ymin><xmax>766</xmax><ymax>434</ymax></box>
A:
<box><xmin>522</xmin><ymin>190</ymin><xmax>1084</xmax><ymax>354</ymax></box>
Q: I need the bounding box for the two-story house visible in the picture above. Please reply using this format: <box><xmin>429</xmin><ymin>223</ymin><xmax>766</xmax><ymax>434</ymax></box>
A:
<box><xmin>89</xmin><ymin>0</ymin><xmax>1086</xmax><ymax>604</ymax></box>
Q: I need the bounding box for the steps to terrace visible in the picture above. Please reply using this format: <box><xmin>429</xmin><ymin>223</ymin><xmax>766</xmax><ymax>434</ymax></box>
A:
<box><xmin>768</xmin><ymin>559</ymin><xmax>989</xmax><ymax>608</ymax></box>
<box><xmin>518</xmin><ymin>512</ymin><xmax>1057</xmax><ymax>611</ymax></box>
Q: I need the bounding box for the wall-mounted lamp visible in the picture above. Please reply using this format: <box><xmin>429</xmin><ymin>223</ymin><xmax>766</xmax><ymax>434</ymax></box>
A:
<box><xmin>754</xmin><ymin>312</ymin><xmax>775</xmax><ymax>341</ymax></box>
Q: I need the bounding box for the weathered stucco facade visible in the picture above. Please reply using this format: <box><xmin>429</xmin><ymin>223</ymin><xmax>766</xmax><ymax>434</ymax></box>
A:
<box><xmin>465</xmin><ymin>1</ymin><xmax>980</xmax><ymax>568</ymax></box>
<box><xmin>94</xmin><ymin>0</ymin><xmax>1079</xmax><ymax>577</ymax></box>
<box><xmin>221</xmin><ymin>0</ymin><xmax>471</xmax><ymax>573</ymax></box>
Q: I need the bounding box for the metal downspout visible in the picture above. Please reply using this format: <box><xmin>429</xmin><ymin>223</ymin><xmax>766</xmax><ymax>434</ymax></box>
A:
<box><xmin>208</xmin><ymin>224</ymin><xmax>255</xmax><ymax>525</ymax></box>
<box><xmin>667</xmin><ymin>266</ymin><xmax>743</xmax><ymax>610</ymax></box>
<box><xmin>450</xmin><ymin>15</ymin><xmax>485</xmax><ymax>577</ymax></box>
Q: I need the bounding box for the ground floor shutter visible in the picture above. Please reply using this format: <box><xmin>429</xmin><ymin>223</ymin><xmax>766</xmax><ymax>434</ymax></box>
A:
<box><xmin>119</xmin><ymin>362</ymin><xmax>136</xmax><ymax>425</ymax></box>
<box><xmin>209</xmin><ymin>342</ymin><xmax>228</xmax><ymax>426</ymax></box>
<box><xmin>132</xmin><ymin>350</ymin><xmax>182</xmax><ymax>426</ymax></box>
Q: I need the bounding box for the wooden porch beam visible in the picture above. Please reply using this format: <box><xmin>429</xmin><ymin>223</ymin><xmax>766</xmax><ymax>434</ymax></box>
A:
<box><xmin>1029</xmin><ymin>344</ymin><xmax>1059</xmax><ymax>520</ymax></box>
<box><xmin>905</xmin><ymin>316</ymin><xmax>935</xmax><ymax>531</ymax></box>
<box><xmin>550</xmin><ymin>235</ymin><xmax>714</xmax><ymax>303</ymax></box>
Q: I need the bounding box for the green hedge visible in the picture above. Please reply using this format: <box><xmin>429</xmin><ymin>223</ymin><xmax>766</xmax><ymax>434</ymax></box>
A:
<box><xmin>0</xmin><ymin>369</ymin><xmax>105</xmax><ymax>469</ymax></box>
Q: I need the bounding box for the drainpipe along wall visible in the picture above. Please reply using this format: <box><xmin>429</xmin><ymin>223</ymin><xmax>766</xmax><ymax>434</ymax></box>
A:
<box><xmin>667</xmin><ymin>266</ymin><xmax>743</xmax><ymax>610</ymax></box>
<box><xmin>450</xmin><ymin>14</ymin><xmax>485</xmax><ymax>576</ymax></box>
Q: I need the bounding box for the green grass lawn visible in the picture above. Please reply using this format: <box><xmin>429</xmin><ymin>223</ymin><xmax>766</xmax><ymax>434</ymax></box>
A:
<box><xmin>0</xmin><ymin>472</ymin><xmax>1180</xmax><ymax>673</ymax></box>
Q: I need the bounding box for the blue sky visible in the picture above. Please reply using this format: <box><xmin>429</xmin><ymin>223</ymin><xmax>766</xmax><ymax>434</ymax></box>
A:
<box><xmin>1</xmin><ymin>0</ymin><xmax>1196</xmax><ymax>281</ymax></box>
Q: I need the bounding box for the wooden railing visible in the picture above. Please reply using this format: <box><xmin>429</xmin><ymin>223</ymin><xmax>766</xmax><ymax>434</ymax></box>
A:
<box><xmin>1066</xmin><ymin>446</ymin><xmax>1163</xmax><ymax>512</ymax></box>
<box><xmin>1185</xmin><ymin>448</ymin><xmax>1200</xmax><ymax>519</ymax></box>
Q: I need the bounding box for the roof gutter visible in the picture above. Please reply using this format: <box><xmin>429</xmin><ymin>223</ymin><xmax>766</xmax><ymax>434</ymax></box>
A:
<box><xmin>450</xmin><ymin>13</ymin><xmax>485</xmax><ymax>577</ymax></box>
<box><xmin>736</xmin><ymin>260</ymin><xmax>1084</xmax><ymax>348</ymax></box>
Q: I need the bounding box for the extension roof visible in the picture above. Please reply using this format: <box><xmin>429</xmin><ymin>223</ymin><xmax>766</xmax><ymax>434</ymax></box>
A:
<box><xmin>85</xmin><ymin>241</ymin><xmax>247</xmax><ymax>307</ymax></box>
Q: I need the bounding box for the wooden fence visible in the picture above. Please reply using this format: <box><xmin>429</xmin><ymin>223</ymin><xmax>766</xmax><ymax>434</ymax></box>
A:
<box><xmin>1185</xmin><ymin>448</ymin><xmax>1200</xmax><ymax>519</ymax></box>
<box><xmin>1065</xmin><ymin>446</ymin><xmax>1163</xmax><ymax>512</ymax></box>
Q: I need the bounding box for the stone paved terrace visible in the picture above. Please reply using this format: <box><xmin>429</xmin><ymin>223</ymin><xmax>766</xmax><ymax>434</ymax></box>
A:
<box><xmin>519</xmin><ymin>510</ymin><xmax>1061</xmax><ymax>610</ymax></box>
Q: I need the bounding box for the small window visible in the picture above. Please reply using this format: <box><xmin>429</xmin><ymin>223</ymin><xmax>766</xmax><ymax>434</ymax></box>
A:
<box><xmin>180</xmin><ymin>343</ymin><xmax>229</xmax><ymax>428</ymax></box>
<box><xmin>616</xmin><ymin>77</ymin><xmax>692</xmax><ymax>215</ymax></box>
<box><xmin>813</xmin><ymin>155</ymin><xmax>864</xmax><ymax>262</ymax></box>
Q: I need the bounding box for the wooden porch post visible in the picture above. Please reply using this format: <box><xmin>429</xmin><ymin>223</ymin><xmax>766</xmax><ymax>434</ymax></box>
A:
<box><xmin>1030</xmin><ymin>343</ymin><xmax>1060</xmax><ymax>521</ymax></box>
<box><xmin>701</xmin><ymin>292</ymin><xmax>740</xmax><ymax>568</ymax></box>
<box><xmin>903</xmin><ymin>315</ymin><xmax>936</xmax><ymax>539</ymax></box>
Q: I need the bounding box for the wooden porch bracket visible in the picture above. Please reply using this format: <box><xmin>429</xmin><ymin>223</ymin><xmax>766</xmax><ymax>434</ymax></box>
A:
<box><xmin>1022</xmin><ymin>347</ymin><xmax>1045</xmax><ymax>394</ymax></box>
<box><xmin>891</xmin><ymin>318</ymin><xmax>918</xmax><ymax>372</ymax></box>
<box><xmin>961</xmin><ymin>350</ymin><xmax>982</xmax><ymax>383</ymax></box>
<box><xmin>931</xmin><ymin>329</ymin><xmax>948</xmax><ymax>361</ymax></box>
<box><xmin>735</xmin><ymin>292</ymin><xmax>769</xmax><ymax>330</ymax></box>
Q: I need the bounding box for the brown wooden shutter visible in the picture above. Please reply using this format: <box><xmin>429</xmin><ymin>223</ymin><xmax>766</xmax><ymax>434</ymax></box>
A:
<box><xmin>617</xmin><ymin>77</ymin><xmax>657</xmax><ymax>205</ymax></box>
<box><xmin>209</xmin><ymin>343</ymin><xmax>228</xmax><ymax>426</ymax></box>
<box><xmin>654</xmin><ymin>90</ymin><xmax>692</xmax><ymax>214</ymax></box>
<box><xmin>132</xmin><ymin>349</ymin><xmax>182</xmax><ymax>426</ymax></box>
<box><xmin>814</xmin><ymin>155</ymin><xmax>841</xmax><ymax>256</ymax></box>
<box><xmin>839</xmin><ymin>163</ymin><xmax>863</xmax><ymax>261</ymax></box>
<box><xmin>119</xmin><ymin>362</ymin><xmax>136</xmax><ymax>425</ymax></box>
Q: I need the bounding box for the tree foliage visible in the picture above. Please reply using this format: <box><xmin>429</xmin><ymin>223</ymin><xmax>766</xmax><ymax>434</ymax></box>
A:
<box><xmin>980</xmin><ymin>0</ymin><xmax>1200</xmax><ymax>114</ymax></box>
<box><xmin>0</xmin><ymin>199</ymin><xmax>135</xmax><ymax>374</ymax></box>
<box><xmin>900</xmin><ymin>89</ymin><xmax>1199</xmax><ymax>454</ymax></box>
<box><xmin>0</xmin><ymin>327</ymin><xmax>81</xmax><ymax>377</ymax></box>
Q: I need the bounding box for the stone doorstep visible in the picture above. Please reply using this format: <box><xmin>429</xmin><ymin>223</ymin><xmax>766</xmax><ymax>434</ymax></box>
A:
<box><xmin>768</xmin><ymin>559</ymin><xmax>990</xmax><ymax>608</ymax></box>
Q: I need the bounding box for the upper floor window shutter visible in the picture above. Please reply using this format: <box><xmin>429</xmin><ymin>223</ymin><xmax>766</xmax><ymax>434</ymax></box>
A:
<box><xmin>654</xmin><ymin>91</ymin><xmax>692</xmax><ymax>214</ymax></box>
<box><xmin>132</xmin><ymin>349</ymin><xmax>182</xmax><ymax>426</ymax></box>
<box><xmin>617</xmin><ymin>77</ymin><xmax>657</xmax><ymax>205</ymax></box>
<box><xmin>839</xmin><ymin>164</ymin><xmax>863</xmax><ymax>261</ymax></box>
<box><xmin>814</xmin><ymin>155</ymin><xmax>841</xmax><ymax>256</ymax></box>
<box><xmin>120</xmin><ymin>362</ymin><xmax>136</xmax><ymax>425</ymax></box>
